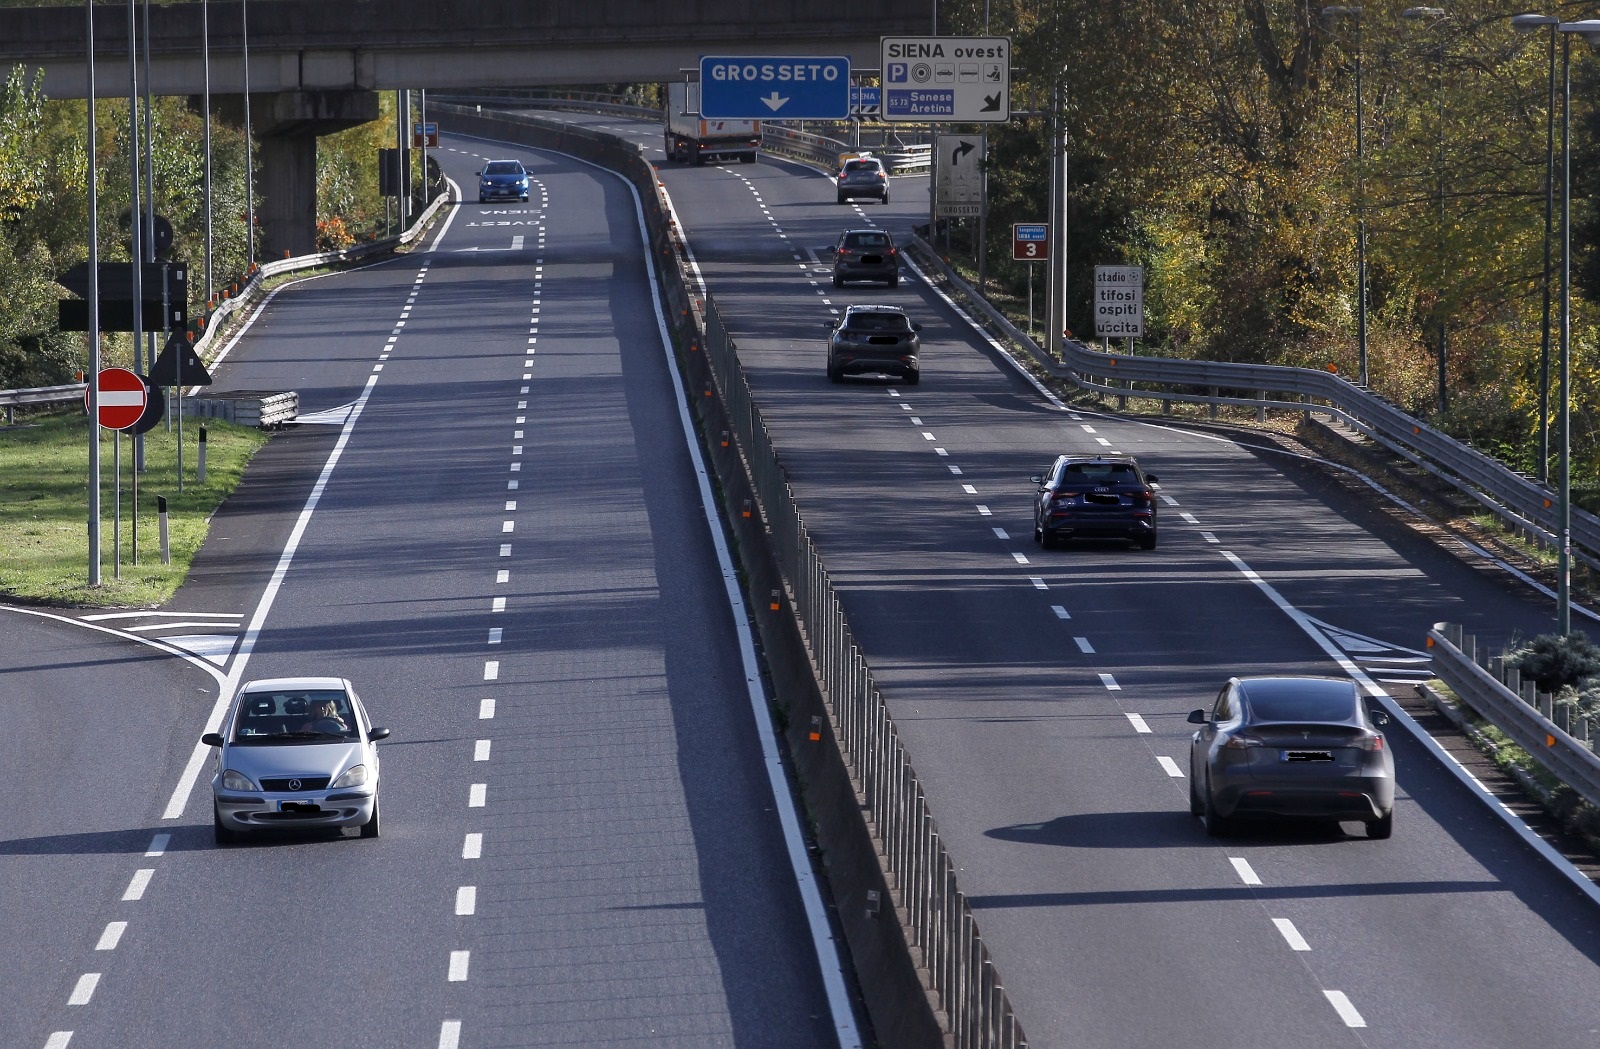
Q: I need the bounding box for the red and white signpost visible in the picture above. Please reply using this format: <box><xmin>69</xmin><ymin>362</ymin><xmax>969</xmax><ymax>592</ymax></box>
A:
<box><xmin>85</xmin><ymin>367</ymin><xmax>149</xmax><ymax>579</ymax></box>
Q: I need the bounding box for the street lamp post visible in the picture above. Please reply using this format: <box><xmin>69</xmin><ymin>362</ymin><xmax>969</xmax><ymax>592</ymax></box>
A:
<box><xmin>1403</xmin><ymin>7</ymin><xmax>1449</xmax><ymax>415</ymax></box>
<box><xmin>1512</xmin><ymin>13</ymin><xmax>1559</xmax><ymax>484</ymax></box>
<box><xmin>1323</xmin><ymin>6</ymin><xmax>1369</xmax><ymax>386</ymax></box>
<box><xmin>1554</xmin><ymin>19</ymin><xmax>1600</xmax><ymax>633</ymax></box>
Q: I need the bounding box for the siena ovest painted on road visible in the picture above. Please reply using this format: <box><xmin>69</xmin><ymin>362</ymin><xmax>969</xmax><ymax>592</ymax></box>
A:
<box><xmin>698</xmin><ymin>55</ymin><xmax>850</xmax><ymax>120</ymax></box>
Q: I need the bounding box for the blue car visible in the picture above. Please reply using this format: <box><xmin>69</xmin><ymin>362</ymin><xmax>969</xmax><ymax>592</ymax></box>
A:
<box><xmin>478</xmin><ymin>159</ymin><xmax>529</xmax><ymax>203</ymax></box>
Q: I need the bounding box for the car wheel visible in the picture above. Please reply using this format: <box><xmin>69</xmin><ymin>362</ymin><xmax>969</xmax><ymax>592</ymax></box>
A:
<box><xmin>1366</xmin><ymin>810</ymin><xmax>1393</xmax><ymax>840</ymax></box>
<box><xmin>904</xmin><ymin>370</ymin><xmax>920</xmax><ymax>386</ymax></box>
<box><xmin>1189</xmin><ymin>772</ymin><xmax>1204</xmax><ymax>816</ymax></box>
<box><xmin>360</xmin><ymin>798</ymin><xmax>381</xmax><ymax>839</ymax></box>
<box><xmin>832</xmin><ymin>275</ymin><xmax>843</xmax><ymax>288</ymax></box>
<box><xmin>477</xmin><ymin>195</ymin><xmax>486</xmax><ymax>204</ymax></box>
<box><xmin>882</xmin><ymin>191</ymin><xmax>891</xmax><ymax>204</ymax></box>
<box><xmin>887</xmin><ymin>275</ymin><xmax>900</xmax><ymax>288</ymax></box>
<box><xmin>837</xmin><ymin>193</ymin><xmax>848</xmax><ymax>204</ymax></box>
<box><xmin>1033</xmin><ymin>522</ymin><xmax>1044</xmax><ymax>546</ymax></box>
<box><xmin>827</xmin><ymin>366</ymin><xmax>843</xmax><ymax>384</ymax></box>
<box><xmin>213</xmin><ymin>806</ymin><xmax>238</xmax><ymax>846</ymax></box>
<box><xmin>1202</xmin><ymin>779</ymin><xmax>1232</xmax><ymax>837</ymax></box>
<box><xmin>1139</xmin><ymin>531</ymin><xmax>1158</xmax><ymax>551</ymax></box>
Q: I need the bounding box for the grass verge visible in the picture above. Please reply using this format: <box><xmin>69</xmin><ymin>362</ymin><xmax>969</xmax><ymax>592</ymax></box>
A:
<box><xmin>1</xmin><ymin>408</ymin><xmax>270</xmax><ymax>607</ymax></box>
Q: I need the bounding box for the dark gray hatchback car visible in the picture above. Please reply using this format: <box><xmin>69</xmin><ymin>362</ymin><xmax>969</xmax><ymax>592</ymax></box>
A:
<box><xmin>1188</xmin><ymin>676</ymin><xmax>1395</xmax><ymax>838</ymax></box>
<box><xmin>836</xmin><ymin>156</ymin><xmax>890</xmax><ymax>203</ymax></box>
<box><xmin>826</xmin><ymin>305</ymin><xmax>921</xmax><ymax>384</ymax></box>
<box><xmin>829</xmin><ymin>229</ymin><xmax>900</xmax><ymax>287</ymax></box>
<box><xmin>1031</xmin><ymin>454</ymin><xmax>1159</xmax><ymax>549</ymax></box>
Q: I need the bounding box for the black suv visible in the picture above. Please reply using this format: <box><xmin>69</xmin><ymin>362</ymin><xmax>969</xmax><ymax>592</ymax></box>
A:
<box><xmin>828</xmin><ymin>229</ymin><xmax>900</xmax><ymax>288</ymax></box>
<box><xmin>826</xmin><ymin>305</ymin><xmax>921</xmax><ymax>384</ymax></box>
<box><xmin>1031</xmin><ymin>454</ymin><xmax>1160</xmax><ymax>549</ymax></box>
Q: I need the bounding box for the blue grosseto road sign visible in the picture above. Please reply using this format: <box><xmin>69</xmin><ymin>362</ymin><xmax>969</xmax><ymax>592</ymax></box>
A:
<box><xmin>699</xmin><ymin>56</ymin><xmax>850</xmax><ymax>119</ymax></box>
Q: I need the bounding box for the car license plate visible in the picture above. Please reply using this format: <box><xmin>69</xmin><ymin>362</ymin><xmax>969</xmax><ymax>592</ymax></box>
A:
<box><xmin>281</xmin><ymin>801</ymin><xmax>321</xmax><ymax>813</ymax></box>
<box><xmin>1281</xmin><ymin>749</ymin><xmax>1334</xmax><ymax>762</ymax></box>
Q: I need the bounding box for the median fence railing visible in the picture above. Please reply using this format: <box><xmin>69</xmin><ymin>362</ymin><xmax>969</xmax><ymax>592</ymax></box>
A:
<box><xmin>1429</xmin><ymin>623</ymin><xmax>1600</xmax><ymax>810</ymax></box>
<box><xmin>701</xmin><ymin>296</ymin><xmax>1026</xmax><ymax>1049</ymax></box>
<box><xmin>911</xmin><ymin>238</ymin><xmax>1600</xmax><ymax>573</ymax></box>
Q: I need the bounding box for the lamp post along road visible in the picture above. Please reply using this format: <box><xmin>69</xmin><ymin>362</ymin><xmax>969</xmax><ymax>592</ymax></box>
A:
<box><xmin>1554</xmin><ymin>19</ymin><xmax>1600</xmax><ymax>632</ymax></box>
<box><xmin>1324</xmin><ymin>6</ymin><xmax>1369</xmax><ymax>386</ymax></box>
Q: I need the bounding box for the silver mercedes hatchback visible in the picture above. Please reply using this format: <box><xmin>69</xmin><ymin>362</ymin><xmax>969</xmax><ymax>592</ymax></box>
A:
<box><xmin>203</xmin><ymin>677</ymin><xmax>389</xmax><ymax>844</ymax></box>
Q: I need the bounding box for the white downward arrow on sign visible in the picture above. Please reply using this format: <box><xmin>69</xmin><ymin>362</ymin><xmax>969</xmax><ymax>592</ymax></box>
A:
<box><xmin>761</xmin><ymin>92</ymin><xmax>790</xmax><ymax>112</ymax></box>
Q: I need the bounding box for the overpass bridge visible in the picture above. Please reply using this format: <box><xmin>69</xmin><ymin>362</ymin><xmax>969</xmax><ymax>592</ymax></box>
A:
<box><xmin>0</xmin><ymin>0</ymin><xmax>928</xmax><ymax>254</ymax></box>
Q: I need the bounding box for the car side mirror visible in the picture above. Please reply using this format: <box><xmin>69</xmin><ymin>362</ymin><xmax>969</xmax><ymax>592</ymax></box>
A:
<box><xmin>368</xmin><ymin>727</ymin><xmax>392</xmax><ymax>742</ymax></box>
<box><xmin>911</xmin><ymin>323</ymin><xmax>923</xmax><ymax>331</ymax></box>
<box><xmin>1368</xmin><ymin>708</ymin><xmax>1390</xmax><ymax>727</ymax></box>
<box><xmin>1144</xmin><ymin>474</ymin><xmax>1160</xmax><ymax>484</ymax></box>
<box><xmin>826</xmin><ymin>245</ymin><xmax>837</xmax><ymax>254</ymax></box>
<box><xmin>824</xmin><ymin>320</ymin><xmax>837</xmax><ymax>328</ymax></box>
<box><xmin>1186</xmin><ymin>709</ymin><xmax>1209</xmax><ymax>725</ymax></box>
<box><xmin>1030</xmin><ymin>475</ymin><xmax>1043</xmax><ymax>485</ymax></box>
<box><xmin>475</xmin><ymin>170</ymin><xmax>483</xmax><ymax>176</ymax></box>
<box><xmin>201</xmin><ymin>732</ymin><xmax>225</xmax><ymax>747</ymax></box>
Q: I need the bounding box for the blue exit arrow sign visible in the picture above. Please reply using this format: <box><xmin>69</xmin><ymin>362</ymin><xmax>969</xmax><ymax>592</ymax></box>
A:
<box><xmin>699</xmin><ymin>56</ymin><xmax>851</xmax><ymax>119</ymax></box>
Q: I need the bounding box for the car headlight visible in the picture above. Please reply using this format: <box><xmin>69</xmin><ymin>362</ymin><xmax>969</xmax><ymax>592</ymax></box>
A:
<box><xmin>221</xmin><ymin>769</ymin><xmax>259</xmax><ymax>791</ymax></box>
<box><xmin>330</xmin><ymin>764</ymin><xmax>368</xmax><ymax>789</ymax></box>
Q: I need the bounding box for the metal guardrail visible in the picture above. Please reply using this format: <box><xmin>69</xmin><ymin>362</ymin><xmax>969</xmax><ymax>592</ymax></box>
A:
<box><xmin>1</xmin><ymin>382</ymin><xmax>86</xmax><ymax>423</ymax></box>
<box><xmin>910</xmin><ymin>235</ymin><xmax>1600</xmax><ymax>572</ymax></box>
<box><xmin>701</xmin><ymin>296</ymin><xmax>1028</xmax><ymax>1048</ymax></box>
<box><xmin>1429</xmin><ymin>623</ymin><xmax>1600</xmax><ymax>810</ymax></box>
<box><xmin>182</xmin><ymin>390</ymin><xmax>298</xmax><ymax>428</ymax></box>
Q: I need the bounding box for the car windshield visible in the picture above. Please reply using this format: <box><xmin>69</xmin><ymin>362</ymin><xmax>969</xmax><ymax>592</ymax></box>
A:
<box><xmin>1243</xmin><ymin>686</ymin><xmax>1358</xmax><ymax>724</ymax></box>
<box><xmin>845</xmin><ymin>312</ymin><xmax>911</xmax><ymax>332</ymax></box>
<box><xmin>844</xmin><ymin>233</ymin><xmax>890</xmax><ymax>249</ymax></box>
<box><xmin>231</xmin><ymin>689</ymin><xmax>358</xmax><ymax>743</ymax></box>
<box><xmin>484</xmin><ymin>162</ymin><xmax>523</xmax><ymax>176</ymax></box>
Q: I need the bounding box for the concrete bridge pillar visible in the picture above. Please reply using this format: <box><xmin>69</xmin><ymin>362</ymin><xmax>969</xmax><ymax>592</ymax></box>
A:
<box><xmin>250</xmin><ymin>89</ymin><xmax>380</xmax><ymax>259</ymax></box>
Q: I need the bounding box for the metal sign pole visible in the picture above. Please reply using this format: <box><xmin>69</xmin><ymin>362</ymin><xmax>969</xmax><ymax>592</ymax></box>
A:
<box><xmin>86</xmin><ymin>0</ymin><xmax>101</xmax><ymax>585</ymax></box>
<box><xmin>113</xmin><ymin>430</ymin><xmax>121</xmax><ymax>579</ymax></box>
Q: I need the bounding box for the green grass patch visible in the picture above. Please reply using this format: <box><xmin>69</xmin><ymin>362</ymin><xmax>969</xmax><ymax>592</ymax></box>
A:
<box><xmin>1</xmin><ymin>409</ymin><xmax>270</xmax><ymax>607</ymax></box>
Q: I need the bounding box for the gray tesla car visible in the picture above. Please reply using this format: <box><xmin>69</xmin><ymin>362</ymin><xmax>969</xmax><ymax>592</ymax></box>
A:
<box><xmin>203</xmin><ymin>677</ymin><xmax>389</xmax><ymax>844</ymax></box>
<box><xmin>1188</xmin><ymin>676</ymin><xmax>1394</xmax><ymax>838</ymax></box>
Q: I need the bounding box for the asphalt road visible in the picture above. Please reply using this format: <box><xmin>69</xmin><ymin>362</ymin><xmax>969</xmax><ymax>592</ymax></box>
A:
<box><xmin>557</xmin><ymin>112</ymin><xmax>1600</xmax><ymax>1048</ymax></box>
<box><xmin>3</xmin><ymin>138</ymin><xmax>840</xmax><ymax>1049</ymax></box>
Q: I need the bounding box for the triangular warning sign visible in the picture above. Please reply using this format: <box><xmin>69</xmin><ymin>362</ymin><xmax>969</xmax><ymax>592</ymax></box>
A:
<box><xmin>149</xmin><ymin>335</ymin><xmax>213</xmax><ymax>386</ymax></box>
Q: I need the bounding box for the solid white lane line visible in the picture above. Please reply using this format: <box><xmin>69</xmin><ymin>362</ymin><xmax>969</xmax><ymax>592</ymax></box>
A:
<box><xmin>1031</xmin><ymin>577</ymin><xmax>1049</xmax><ymax>590</ymax></box>
<box><xmin>67</xmin><ymin>973</ymin><xmax>100</xmax><ymax>1006</ymax></box>
<box><xmin>448</xmin><ymin>951</ymin><xmax>471</xmax><ymax>981</ymax></box>
<box><xmin>144</xmin><ymin>833</ymin><xmax>170</xmax><ymax>856</ymax></box>
<box><xmin>1126</xmin><ymin>713</ymin><xmax>1152</xmax><ymax>733</ymax></box>
<box><xmin>469</xmin><ymin>784</ymin><xmax>487</xmax><ymax>807</ymax></box>
<box><xmin>1052</xmin><ymin>605</ymin><xmax>1071</xmax><ymax>619</ymax></box>
<box><xmin>1157</xmin><ymin>756</ymin><xmax>1184</xmax><ymax>778</ymax></box>
<box><xmin>122</xmin><ymin>869</ymin><xmax>153</xmax><ymax>901</ymax></box>
<box><xmin>1272</xmin><ymin>918</ymin><xmax>1311</xmax><ymax>951</ymax></box>
<box><xmin>1323</xmin><ymin>991</ymin><xmax>1366</xmax><ymax>1027</ymax></box>
<box><xmin>1099</xmin><ymin>673</ymin><xmax>1121</xmax><ymax>691</ymax></box>
<box><xmin>462</xmin><ymin>833</ymin><xmax>483</xmax><ymax>859</ymax></box>
<box><xmin>474</xmin><ymin>740</ymin><xmax>491</xmax><ymax>761</ymax></box>
<box><xmin>439</xmin><ymin>1021</ymin><xmax>462</xmax><ymax>1049</ymax></box>
<box><xmin>95</xmin><ymin>922</ymin><xmax>127</xmax><ymax>951</ymax></box>
<box><xmin>478</xmin><ymin>698</ymin><xmax>495</xmax><ymax>719</ymax></box>
<box><xmin>483</xmin><ymin>661</ymin><xmax>499</xmax><ymax>681</ymax></box>
<box><xmin>456</xmin><ymin>886</ymin><xmax>477</xmax><ymax>916</ymax></box>
<box><xmin>1229</xmin><ymin>857</ymin><xmax>1262</xmax><ymax>885</ymax></box>
<box><xmin>1074</xmin><ymin>636</ymin><xmax>1095</xmax><ymax>653</ymax></box>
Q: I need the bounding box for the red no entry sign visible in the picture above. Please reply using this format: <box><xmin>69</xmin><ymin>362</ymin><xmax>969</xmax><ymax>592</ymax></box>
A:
<box><xmin>86</xmin><ymin>367</ymin><xmax>149</xmax><ymax>430</ymax></box>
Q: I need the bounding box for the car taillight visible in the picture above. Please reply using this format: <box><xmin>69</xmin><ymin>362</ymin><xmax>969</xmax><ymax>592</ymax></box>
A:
<box><xmin>838</xmin><ymin>248</ymin><xmax>854</xmax><ymax>257</ymax></box>
<box><xmin>887</xmin><ymin>248</ymin><xmax>897</xmax><ymax>256</ymax></box>
<box><xmin>1223</xmin><ymin>733</ymin><xmax>1264</xmax><ymax>750</ymax></box>
<box><xmin>1353</xmin><ymin>732</ymin><xmax>1384</xmax><ymax>751</ymax></box>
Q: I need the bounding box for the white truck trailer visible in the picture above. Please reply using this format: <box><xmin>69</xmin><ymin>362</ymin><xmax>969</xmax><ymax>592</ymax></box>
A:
<box><xmin>663</xmin><ymin>82</ymin><xmax>761</xmax><ymax>165</ymax></box>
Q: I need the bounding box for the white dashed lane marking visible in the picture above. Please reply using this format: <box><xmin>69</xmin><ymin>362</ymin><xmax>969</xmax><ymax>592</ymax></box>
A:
<box><xmin>1229</xmin><ymin>857</ymin><xmax>1262</xmax><ymax>885</ymax></box>
<box><xmin>1156</xmin><ymin>756</ymin><xmax>1184</xmax><ymax>778</ymax></box>
<box><xmin>1324</xmin><ymin>991</ymin><xmax>1367</xmax><ymax>1027</ymax></box>
<box><xmin>1272</xmin><ymin>918</ymin><xmax>1312</xmax><ymax>951</ymax></box>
